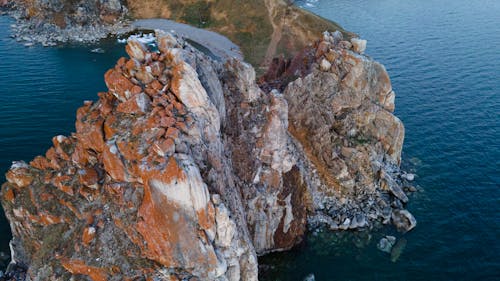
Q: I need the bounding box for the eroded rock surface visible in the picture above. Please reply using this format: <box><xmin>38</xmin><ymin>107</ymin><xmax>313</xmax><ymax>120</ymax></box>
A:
<box><xmin>1</xmin><ymin>30</ymin><xmax>415</xmax><ymax>280</ymax></box>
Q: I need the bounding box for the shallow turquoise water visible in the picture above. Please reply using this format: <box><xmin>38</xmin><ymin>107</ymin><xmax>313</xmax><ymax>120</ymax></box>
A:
<box><xmin>0</xmin><ymin>0</ymin><xmax>499</xmax><ymax>278</ymax></box>
<box><xmin>260</xmin><ymin>0</ymin><xmax>500</xmax><ymax>280</ymax></box>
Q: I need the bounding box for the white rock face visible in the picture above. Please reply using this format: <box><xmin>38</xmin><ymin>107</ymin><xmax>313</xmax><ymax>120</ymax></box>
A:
<box><xmin>150</xmin><ymin>159</ymin><xmax>210</xmax><ymax>213</ymax></box>
<box><xmin>126</xmin><ymin>39</ymin><xmax>147</xmax><ymax>61</ymax></box>
<box><xmin>174</xmin><ymin>62</ymin><xmax>213</xmax><ymax>109</ymax></box>
<box><xmin>227</xmin><ymin>61</ymin><xmax>262</xmax><ymax>102</ymax></box>
<box><xmin>351</xmin><ymin>38</ymin><xmax>367</xmax><ymax>53</ymax></box>
<box><xmin>215</xmin><ymin>204</ymin><xmax>237</xmax><ymax>248</ymax></box>
<box><xmin>259</xmin><ymin>91</ymin><xmax>295</xmax><ymax>173</ymax></box>
<box><xmin>320</xmin><ymin>58</ymin><xmax>332</xmax><ymax>71</ymax></box>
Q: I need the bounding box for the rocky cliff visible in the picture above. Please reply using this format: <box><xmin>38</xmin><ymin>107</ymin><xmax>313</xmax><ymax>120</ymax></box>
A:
<box><xmin>1</xmin><ymin>30</ymin><xmax>416</xmax><ymax>280</ymax></box>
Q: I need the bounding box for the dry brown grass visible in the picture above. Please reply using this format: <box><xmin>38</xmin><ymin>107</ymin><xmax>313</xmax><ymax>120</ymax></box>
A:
<box><xmin>126</xmin><ymin>0</ymin><xmax>348</xmax><ymax>68</ymax></box>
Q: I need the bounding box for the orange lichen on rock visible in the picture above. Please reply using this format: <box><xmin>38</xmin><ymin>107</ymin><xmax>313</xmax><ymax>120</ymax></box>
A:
<box><xmin>27</xmin><ymin>211</ymin><xmax>65</xmax><ymax>226</ymax></box>
<box><xmin>82</xmin><ymin>226</ymin><xmax>97</xmax><ymax>245</ymax></box>
<box><xmin>104</xmin><ymin>69</ymin><xmax>135</xmax><ymax>101</ymax></box>
<box><xmin>135</xmin><ymin>156</ymin><xmax>217</xmax><ymax>275</ymax></box>
<box><xmin>1</xmin><ymin>32</ymin><xmax>245</xmax><ymax>281</ymax></box>
<box><xmin>5</xmin><ymin>168</ymin><xmax>33</xmax><ymax>188</ymax></box>
<box><xmin>75</xmin><ymin>118</ymin><xmax>106</xmax><ymax>153</ymax></box>
<box><xmin>102</xmin><ymin>144</ymin><xmax>128</xmax><ymax>182</ymax></box>
<box><xmin>1</xmin><ymin>30</ymin><xmax>411</xmax><ymax>280</ymax></box>
<box><xmin>60</xmin><ymin>259</ymin><xmax>108</xmax><ymax>281</ymax></box>
<box><xmin>52</xmin><ymin>175</ymin><xmax>74</xmax><ymax>195</ymax></box>
<box><xmin>78</xmin><ymin>167</ymin><xmax>99</xmax><ymax>189</ymax></box>
<box><xmin>3</xmin><ymin>188</ymin><xmax>15</xmax><ymax>202</ymax></box>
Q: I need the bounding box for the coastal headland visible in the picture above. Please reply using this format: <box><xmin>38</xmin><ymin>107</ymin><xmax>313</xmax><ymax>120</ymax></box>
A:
<box><xmin>1</xmin><ymin>1</ymin><xmax>416</xmax><ymax>280</ymax></box>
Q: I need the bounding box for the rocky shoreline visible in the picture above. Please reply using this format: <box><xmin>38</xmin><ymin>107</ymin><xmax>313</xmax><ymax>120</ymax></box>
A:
<box><xmin>2</xmin><ymin>11</ymin><xmax>129</xmax><ymax>47</ymax></box>
<box><xmin>1</xmin><ymin>1</ymin><xmax>130</xmax><ymax>47</ymax></box>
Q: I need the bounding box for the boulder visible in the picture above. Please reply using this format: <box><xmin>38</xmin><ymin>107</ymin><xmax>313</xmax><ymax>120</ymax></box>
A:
<box><xmin>351</xmin><ymin>38</ymin><xmax>367</xmax><ymax>53</ymax></box>
<box><xmin>320</xmin><ymin>58</ymin><xmax>332</xmax><ymax>71</ymax></box>
<box><xmin>125</xmin><ymin>40</ymin><xmax>148</xmax><ymax>62</ymax></box>
<box><xmin>392</xmin><ymin>209</ymin><xmax>417</xmax><ymax>232</ymax></box>
<box><xmin>377</xmin><ymin>235</ymin><xmax>396</xmax><ymax>253</ymax></box>
<box><xmin>402</xmin><ymin>173</ymin><xmax>415</xmax><ymax>181</ymax></box>
<box><xmin>390</xmin><ymin>238</ymin><xmax>407</xmax><ymax>262</ymax></box>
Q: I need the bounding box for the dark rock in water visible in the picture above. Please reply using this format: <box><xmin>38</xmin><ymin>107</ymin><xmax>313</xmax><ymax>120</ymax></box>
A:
<box><xmin>382</xmin><ymin>170</ymin><xmax>409</xmax><ymax>203</ymax></box>
<box><xmin>404</xmin><ymin>185</ymin><xmax>418</xmax><ymax>192</ymax></box>
<box><xmin>391</xmin><ymin>198</ymin><xmax>404</xmax><ymax>209</ymax></box>
<box><xmin>392</xmin><ymin>209</ymin><xmax>417</xmax><ymax>232</ymax></box>
<box><xmin>377</xmin><ymin>235</ymin><xmax>397</xmax><ymax>253</ymax></box>
<box><xmin>350</xmin><ymin>213</ymin><xmax>368</xmax><ymax>229</ymax></box>
<box><xmin>401</xmin><ymin>173</ymin><xmax>415</xmax><ymax>181</ymax></box>
<box><xmin>304</xmin><ymin>273</ymin><xmax>316</xmax><ymax>281</ymax></box>
<box><xmin>90</xmin><ymin>48</ymin><xmax>105</xmax><ymax>54</ymax></box>
<box><xmin>390</xmin><ymin>238</ymin><xmax>407</xmax><ymax>262</ymax></box>
<box><xmin>1</xmin><ymin>28</ymin><xmax>413</xmax><ymax>279</ymax></box>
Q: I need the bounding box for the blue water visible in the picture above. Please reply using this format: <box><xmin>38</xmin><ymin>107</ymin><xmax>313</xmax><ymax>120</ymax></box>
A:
<box><xmin>0</xmin><ymin>16</ymin><xmax>125</xmax><ymax>267</ymax></box>
<box><xmin>260</xmin><ymin>0</ymin><xmax>500</xmax><ymax>280</ymax></box>
<box><xmin>0</xmin><ymin>0</ymin><xmax>499</xmax><ymax>279</ymax></box>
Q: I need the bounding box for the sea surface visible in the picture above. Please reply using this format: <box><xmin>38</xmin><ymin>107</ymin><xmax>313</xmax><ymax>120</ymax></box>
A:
<box><xmin>260</xmin><ymin>0</ymin><xmax>500</xmax><ymax>280</ymax></box>
<box><xmin>0</xmin><ymin>0</ymin><xmax>499</xmax><ymax>279</ymax></box>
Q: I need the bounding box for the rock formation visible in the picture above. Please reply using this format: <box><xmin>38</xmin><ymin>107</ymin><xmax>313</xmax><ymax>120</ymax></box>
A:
<box><xmin>1</xmin><ymin>30</ymin><xmax>415</xmax><ymax>280</ymax></box>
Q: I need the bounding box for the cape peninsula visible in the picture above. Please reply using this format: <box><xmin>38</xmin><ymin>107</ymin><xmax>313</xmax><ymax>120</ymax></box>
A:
<box><xmin>1</xmin><ymin>1</ymin><xmax>416</xmax><ymax>280</ymax></box>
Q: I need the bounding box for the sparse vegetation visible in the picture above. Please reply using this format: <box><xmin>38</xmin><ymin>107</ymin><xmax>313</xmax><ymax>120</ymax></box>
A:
<box><xmin>126</xmin><ymin>0</ymin><xmax>348</xmax><ymax>67</ymax></box>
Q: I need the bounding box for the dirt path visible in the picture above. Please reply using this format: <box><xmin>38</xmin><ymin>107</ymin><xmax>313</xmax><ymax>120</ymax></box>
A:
<box><xmin>263</xmin><ymin>0</ymin><xmax>284</xmax><ymax>65</ymax></box>
<box><xmin>132</xmin><ymin>19</ymin><xmax>243</xmax><ymax>62</ymax></box>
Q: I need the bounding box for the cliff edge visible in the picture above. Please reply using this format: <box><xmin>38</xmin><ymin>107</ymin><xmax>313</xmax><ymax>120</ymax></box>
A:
<box><xmin>1</xmin><ymin>30</ymin><xmax>415</xmax><ymax>280</ymax></box>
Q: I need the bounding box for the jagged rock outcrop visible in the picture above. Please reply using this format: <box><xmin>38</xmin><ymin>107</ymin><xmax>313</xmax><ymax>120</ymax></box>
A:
<box><xmin>1</xmin><ymin>30</ymin><xmax>415</xmax><ymax>280</ymax></box>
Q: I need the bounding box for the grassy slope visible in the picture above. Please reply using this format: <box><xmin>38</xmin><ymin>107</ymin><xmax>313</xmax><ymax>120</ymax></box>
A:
<box><xmin>126</xmin><ymin>0</ymin><xmax>349</xmax><ymax>68</ymax></box>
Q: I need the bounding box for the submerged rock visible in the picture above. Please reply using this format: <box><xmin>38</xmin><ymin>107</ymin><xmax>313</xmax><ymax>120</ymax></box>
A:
<box><xmin>390</xmin><ymin>238</ymin><xmax>408</xmax><ymax>262</ymax></box>
<box><xmin>303</xmin><ymin>273</ymin><xmax>316</xmax><ymax>281</ymax></box>
<box><xmin>1</xmin><ymin>30</ymin><xmax>414</xmax><ymax>279</ymax></box>
<box><xmin>377</xmin><ymin>235</ymin><xmax>397</xmax><ymax>253</ymax></box>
